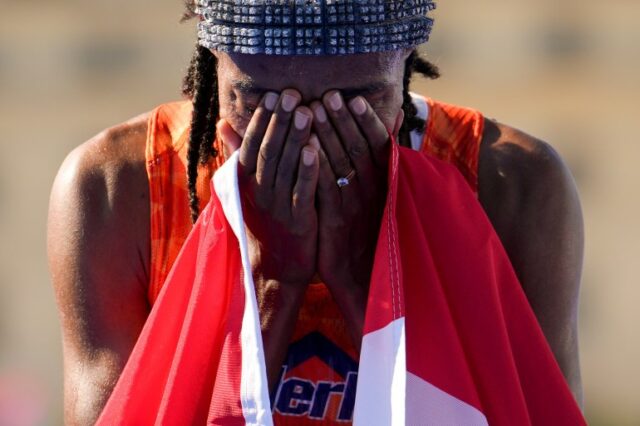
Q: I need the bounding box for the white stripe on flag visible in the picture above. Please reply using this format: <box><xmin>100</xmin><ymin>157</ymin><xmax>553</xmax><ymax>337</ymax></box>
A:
<box><xmin>214</xmin><ymin>153</ymin><xmax>273</xmax><ymax>426</ymax></box>
<box><xmin>353</xmin><ymin>318</ymin><xmax>406</xmax><ymax>426</ymax></box>
<box><xmin>406</xmin><ymin>373</ymin><xmax>489</xmax><ymax>425</ymax></box>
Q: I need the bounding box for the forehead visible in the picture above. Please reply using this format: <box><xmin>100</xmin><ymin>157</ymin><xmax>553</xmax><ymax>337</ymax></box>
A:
<box><xmin>215</xmin><ymin>51</ymin><xmax>407</xmax><ymax>100</ymax></box>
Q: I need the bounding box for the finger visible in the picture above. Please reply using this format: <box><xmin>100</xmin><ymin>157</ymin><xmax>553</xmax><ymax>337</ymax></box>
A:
<box><xmin>239</xmin><ymin>91</ymin><xmax>279</xmax><ymax>176</ymax></box>
<box><xmin>256</xmin><ymin>89</ymin><xmax>301</xmax><ymax>188</ymax></box>
<box><xmin>310</xmin><ymin>134</ymin><xmax>341</xmax><ymax>211</ymax></box>
<box><xmin>291</xmin><ymin>145</ymin><xmax>319</xmax><ymax>220</ymax></box>
<box><xmin>347</xmin><ymin>96</ymin><xmax>391</xmax><ymax>168</ymax></box>
<box><xmin>322</xmin><ymin>91</ymin><xmax>374</xmax><ymax>180</ymax></box>
<box><xmin>216</xmin><ymin>119</ymin><xmax>242</xmax><ymax>158</ymax></box>
<box><xmin>311</xmin><ymin>101</ymin><xmax>357</xmax><ymax>182</ymax></box>
<box><xmin>275</xmin><ymin>106</ymin><xmax>313</xmax><ymax>199</ymax></box>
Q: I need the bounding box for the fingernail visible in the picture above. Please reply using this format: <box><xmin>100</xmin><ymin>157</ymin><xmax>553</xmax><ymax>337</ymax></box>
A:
<box><xmin>303</xmin><ymin>148</ymin><xmax>316</xmax><ymax>166</ymax></box>
<box><xmin>282</xmin><ymin>93</ymin><xmax>298</xmax><ymax>112</ymax></box>
<box><xmin>295</xmin><ymin>111</ymin><xmax>310</xmax><ymax>129</ymax></box>
<box><xmin>313</xmin><ymin>105</ymin><xmax>327</xmax><ymax>123</ymax></box>
<box><xmin>328</xmin><ymin>92</ymin><xmax>343</xmax><ymax>111</ymax></box>
<box><xmin>350</xmin><ymin>97</ymin><xmax>367</xmax><ymax>116</ymax></box>
<box><xmin>309</xmin><ymin>134</ymin><xmax>320</xmax><ymax>150</ymax></box>
<box><xmin>264</xmin><ymin>92</ymin><xmax>278</xmax><ymax>111</ymax></box>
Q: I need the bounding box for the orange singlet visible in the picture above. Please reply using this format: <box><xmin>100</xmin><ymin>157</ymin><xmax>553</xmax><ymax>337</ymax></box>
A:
<box><xmin>144</xmin><ymin>94</ymin><xmax>484</xmax><ymax>424</ymax></box>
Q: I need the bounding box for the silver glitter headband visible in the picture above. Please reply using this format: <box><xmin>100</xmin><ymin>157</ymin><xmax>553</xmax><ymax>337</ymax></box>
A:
<box><xmin>195</xmin><ymin>0</ymin><xmax>436</xmax><ymax>55</ymax></box>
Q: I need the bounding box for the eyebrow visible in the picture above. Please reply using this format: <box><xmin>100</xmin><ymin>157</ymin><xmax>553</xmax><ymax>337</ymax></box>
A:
<box><xmin>231</xmin><ymin>79</ymin><xmax>390</xmax><ymax>98</ymax></box>
<box><xmin>232</xmin><ymin>78</ymin><xmax>265</xmax><ymax>96</ymax></box>
<box><xmin>340</xmin><ymin>82</ymin><xmax>390</xmax><ymax>98</ymax></box>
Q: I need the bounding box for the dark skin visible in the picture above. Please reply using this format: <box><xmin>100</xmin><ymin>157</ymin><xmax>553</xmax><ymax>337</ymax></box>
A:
<box><xmin>48</xmin><ymin>51</ymin><xmax>584</xmax><ymax>425</ymax></box>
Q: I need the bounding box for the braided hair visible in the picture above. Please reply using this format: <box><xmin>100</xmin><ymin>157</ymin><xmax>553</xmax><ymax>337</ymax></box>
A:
<box><xmin>182</xmin><ymin>45</ymin><xmax>219</xmax><ymax>224</ymax></box>
<box><xmin>181</xmin><ymin>6</ymin><xmax>440</xmax><ymax>223</ymax></box>
<box><xmin>400</xmin><ymin>51</ymin><xmax>441</xmax><ymax>145</ymax></box>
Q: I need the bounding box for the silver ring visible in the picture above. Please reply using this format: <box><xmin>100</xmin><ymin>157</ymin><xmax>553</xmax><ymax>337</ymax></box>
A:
<box><xmin>336</xmin><ymin>170</ymin><xmax>357</xmax><ymax>188</ymax></box>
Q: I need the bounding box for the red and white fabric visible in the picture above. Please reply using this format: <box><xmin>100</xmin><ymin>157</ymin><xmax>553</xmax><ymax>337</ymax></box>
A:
<box><xmin>97</xmin><ymin>142</ymin><xmax>585</xmax><ymax>425</ymax></box>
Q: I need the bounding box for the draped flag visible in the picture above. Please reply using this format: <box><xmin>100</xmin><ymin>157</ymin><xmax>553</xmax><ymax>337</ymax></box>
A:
<box><xmin>97</xmin><ymin>142</ymin><xmax>586</xmax><ymax>425</ymax></box>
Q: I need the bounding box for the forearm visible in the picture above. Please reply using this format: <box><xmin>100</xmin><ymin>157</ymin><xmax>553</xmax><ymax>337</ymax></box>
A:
<box><xmin>325</xmin><ymin>271</ymin><xmax>368</xmax><ymax>354</ymax></box>
<box><xmin>255</xmin><ymin>278</ymin><xmax>308</xmax><ymax>392</ymax></box>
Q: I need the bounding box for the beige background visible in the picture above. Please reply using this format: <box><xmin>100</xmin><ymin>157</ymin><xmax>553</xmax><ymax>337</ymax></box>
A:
<box><xmin>0</xmin><ymin>0</ymin><xmax>638</xmax><ymax>424</ymax></box>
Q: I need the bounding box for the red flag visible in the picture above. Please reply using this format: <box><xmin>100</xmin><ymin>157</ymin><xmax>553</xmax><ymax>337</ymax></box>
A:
<box><xmin>98</xmin><ymin>142</ymin><xmax>585</xmax><ymax>425</ymax></box>
<box><xmin>355</xmin><ymin>142</ymin><xmax>585</xmax><ymax>425</ymax></box>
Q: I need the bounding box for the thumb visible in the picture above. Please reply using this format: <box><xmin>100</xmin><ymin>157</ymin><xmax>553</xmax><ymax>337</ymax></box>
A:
<box><xmin>216</xmin><ymin>119</ymin><xmax>242</xmax><ymax>157</ymax></box>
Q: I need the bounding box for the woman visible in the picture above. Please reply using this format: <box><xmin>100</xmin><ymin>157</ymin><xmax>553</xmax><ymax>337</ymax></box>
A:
<box><xmin>48</xmin><ymin>1</ymin><xmax>584</xmax><ymax>424</ymax></box>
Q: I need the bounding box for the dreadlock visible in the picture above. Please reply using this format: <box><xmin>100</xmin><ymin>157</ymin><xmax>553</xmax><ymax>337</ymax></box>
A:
<box><xmin>181</xmin><ymin>4</ymin><xmax>440</xmax><ymax>222</ymax></box>
<box><xmin>399</xmin><ymin>50</ymin><xmax>441</xmax><ymax>147</ymax></box>
<box><xmin>182</xmin><ymin>44</ymin><xmax>219</xmax><ymax>224</ymax></box>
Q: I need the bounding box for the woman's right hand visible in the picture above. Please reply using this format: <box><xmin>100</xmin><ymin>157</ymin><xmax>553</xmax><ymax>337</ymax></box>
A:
<box><xmin>217</xmin><ymin>89</ymin><xmax>320</xmax><ymax>289</ymax></box>
<box><xmin>216</xmin><ymin>90</ymin><xmax>319</xmax><ymax>391</ymax></box>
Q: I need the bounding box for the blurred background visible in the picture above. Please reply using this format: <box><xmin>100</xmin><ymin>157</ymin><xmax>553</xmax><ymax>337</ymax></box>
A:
<box><xmin>0</xmin><ymin>0</ymin><xmax>638</xmax><ymax>424</ymax></box>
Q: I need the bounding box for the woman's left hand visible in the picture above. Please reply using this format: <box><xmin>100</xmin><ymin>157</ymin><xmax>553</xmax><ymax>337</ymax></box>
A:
<box><xmin>310</xmin><ymin>91</ymin><xmax>403</xmax><ymax>347</ymax></box>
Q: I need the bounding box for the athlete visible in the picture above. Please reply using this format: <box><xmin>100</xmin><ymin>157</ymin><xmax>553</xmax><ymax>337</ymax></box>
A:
<box><xmin>47</xmin><ymin>1</ymin><xmax>584</xmax><ymax>424</ymax></box>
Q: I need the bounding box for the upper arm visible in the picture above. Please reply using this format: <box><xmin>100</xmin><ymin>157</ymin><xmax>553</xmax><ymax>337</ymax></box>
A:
<box><xmin>478</xmin><ymin>119</ymin><xmax>585</xmax><ymax>406</ymax></box>
<box><xmin>47</xmin><ymin>120</ymin><xmax>151</xmax><ymax>424</ymax></box>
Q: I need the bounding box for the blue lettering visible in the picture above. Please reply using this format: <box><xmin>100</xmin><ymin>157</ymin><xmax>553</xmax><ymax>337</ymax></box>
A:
<box><xmin>309</xmin><ymin>381</ymin><xmax>345</xmax><ymax>419</ymax></box>
<box><xmin>338</xmin><ymin>372</ymin><xmax>358</xmax><ymax>421</ymax></box>
<box><xmin>275</xmin><ymin>378</ymin><xmax>314</xmax><ymax>415</ymax></box>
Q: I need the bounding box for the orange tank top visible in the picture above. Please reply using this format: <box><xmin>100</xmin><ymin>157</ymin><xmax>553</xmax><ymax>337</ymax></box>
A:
<box><xmin>144</xmin><ymin>95</ymin><xmax>484</xmax><ymax>424</ymax></box>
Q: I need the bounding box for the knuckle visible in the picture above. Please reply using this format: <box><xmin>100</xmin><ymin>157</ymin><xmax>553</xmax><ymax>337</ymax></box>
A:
<box><xmin>348</xmin><ymin>139</ymin><xmax>368</xmax><ymax>158</ymax></box>
<box><xmin>259</xmin><ymin>144</ymin><xmax>279</xmax><ymax>163</ymax></box>
<box><xmin>292</xmin><ymin>192</ymin><xmax>311</xmax><ymax>209</ymax></box>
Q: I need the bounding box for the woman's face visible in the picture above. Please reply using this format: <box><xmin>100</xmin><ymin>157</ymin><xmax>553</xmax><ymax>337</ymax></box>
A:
<box><xmin>214</xmin><ymin>49</ymin><xmax>411</xmax><ymax>137</ymax></box>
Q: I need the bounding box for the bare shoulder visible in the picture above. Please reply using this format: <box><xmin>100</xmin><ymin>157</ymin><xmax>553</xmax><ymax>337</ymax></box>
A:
<box><xmin>49</xmin><ymin>111</ymin><xmax>152</xmax><ymax>270</ymax></box>
<box><xmin>47</xmin><ymin>111</ymin><xmax>154</xmax><ymax>425</ymax></box>
<box><xmin>477</xmin><ymin>118</ymin><xmax>582</xmax><ymax>235</ymax></box>
<box><xmin>478</xmin><ymin>118</ymin><xmax>576</xmax><ymax>203</ymax></box>
<box><xmin>55</xmin><ymin>110</ymin><xmax>151</xmax><ymax>195</ymax></box>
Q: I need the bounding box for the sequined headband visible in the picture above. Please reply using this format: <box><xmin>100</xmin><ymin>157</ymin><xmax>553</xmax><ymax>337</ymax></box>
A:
<box><xmin>195</xmin><ymin>0</ymin><xmax>436</xmax><ymax>56</ymax></box>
